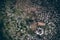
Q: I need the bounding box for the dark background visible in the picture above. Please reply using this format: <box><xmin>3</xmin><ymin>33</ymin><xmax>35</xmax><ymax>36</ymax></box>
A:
<box><xmin>0</xmin><ymin>0</ymin><xmax>60</xmax><ymax>40</ymax></box>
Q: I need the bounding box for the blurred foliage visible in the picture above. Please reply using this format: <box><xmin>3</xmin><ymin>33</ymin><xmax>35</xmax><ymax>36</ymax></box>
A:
<box><xmin>0</xmin><ymin>0</ymin><xmax>60</xmax><ymax>40</ymax></box>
